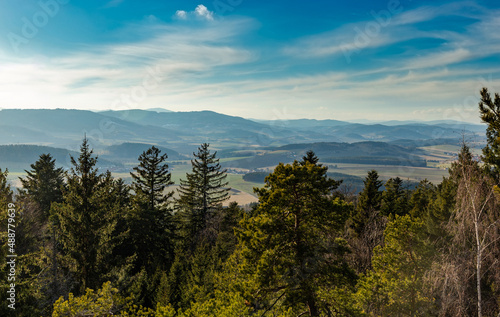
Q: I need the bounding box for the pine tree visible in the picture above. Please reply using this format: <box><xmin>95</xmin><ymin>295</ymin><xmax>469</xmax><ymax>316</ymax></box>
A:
<box><xmin>19</xmin><ymin>153</ymin><xmax>65</xmax><ymax>219</ymax></box>
<box><xmin>176</xmin><ymin>143</ymin><xmax>230</xmax><ymax>248</ymax></box>
<box><xmin>478</xmin><ymin>87</ymin><xmax>500</xmax><ymax>179</ymax></box>
<box><xmin>238</xmin><ymin>161</ymin><xmax>353</xmax><ymax>316</ymax></box>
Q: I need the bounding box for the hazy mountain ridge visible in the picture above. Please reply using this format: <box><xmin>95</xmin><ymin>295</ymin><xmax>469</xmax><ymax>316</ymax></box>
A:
<box><xmin>101</xmin><ymin>142</ymin><xmax>188</xmax><ymax>161</ymax></box>
<box><xmin>0</xmin><ymin>109</ymin><xmax>484</xmax><ymax>156</ymax></box>
<box><xmin>0</xmin><ymin>144</ymin><xmax>120</xmax><ymax>171</ymax></box>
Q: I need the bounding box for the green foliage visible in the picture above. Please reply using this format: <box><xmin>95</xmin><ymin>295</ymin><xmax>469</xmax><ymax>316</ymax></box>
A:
<box><xmin>129</xmin><ymin>145</ymin><xmax>175</xmax><ymax>283</ymax></box>
<box><xmin>479</xmin><ymin>87</ymin><xmax>500</xmax><ymax>179</ymax></box>
<box><xmin>356</xmin><ymin>170</ymin><xmax>382</xmax><ymax>215</ymax></box>
<box><xmin>176</xmin><ymin>143</ymin><xmax>230</xmax><ymax>250</ymax></box>
<box><xmin>0</xmin><ymin>168</ymin><xmax>12</xmax><ymax>206</ymax></box>
<box><xmin>238</xmin><ymin>159</ymin><xmax>354</xmax><ymax>315</ymax></box>
<box><xmin>131</xmin><ymin>146</ymin><xmax>174</xmax><ymax>211</ymax></box>
<box><xmin>19</xmin><ymin>153</ymin><xmax>65</xmax><ymax>219</ymax></box>
<box><xmin>301</xmin><ymin>150</ymin><xmax>320</xmax><ymax>165</ymax></box>
<box><xmin>380</xmin><ymin>177</ymin><xmax>410</xmax><ymax>217</ymax></box>
<box><xmin>54</xmin><ymin>138</ymin><xmax>131</xmax><ymax>294</ymax></box>
<box><xmin>346</xmin><ymin>170</ymin><xmax>385</xmax><ymax>274</ymax></box>
<box><xmin>408</xmin><ymin>179</ymin><xmax>436</xmax><ymax>219</ymax></box>
<box><xmin>356</xmin><ymin>215</ymin><xmax>435</xmax><ymax>316</ymax></box>
<box><xmin>52</xmin><ymin>281</ymin><xmax>161</xmax><ymax>317</ymax></box>
<box><xmin>0</xmin><ymin>168</ymin><xmax>14</xmax><ymax>315</ymax></box>
<box><xmin>425</xmin><ymin>176</ymin><xmax>456</xmax><ymax>240</ymax></box>
<box><xmin>177</xmin><ymin>291</ymin><xmax>252</xmax><ymax>317</ymax></box>
<box><xmin>52</xmin><ymin>282</ymin><xmax>118</xmax><ymax>317</ymax></box>
<box><xmin>161</xmin><ymin>202</ymin><xmax>245</xmax><ymax>311</ymax></box>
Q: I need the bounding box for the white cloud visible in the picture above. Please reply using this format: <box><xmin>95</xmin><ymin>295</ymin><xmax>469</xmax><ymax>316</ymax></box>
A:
<box><xmin>175</xmin><ymin>4</ymin><xmax>214</xmax><ymax>21</ymax></box>
<box><xmin>175</xmin><ymin>10</ymin><xmax>187</xmax><ymax>20</ymax></box>
<box><xmin>195</xmin><ymin>5</ymin><xmax>214</xmax><ymax>21</ymax></box>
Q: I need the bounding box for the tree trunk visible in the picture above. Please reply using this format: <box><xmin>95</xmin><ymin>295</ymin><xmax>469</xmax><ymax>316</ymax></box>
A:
<box><xmin>52</xmin><ymin>228</ymin><xmax>59</xmax><ymax>303</ymax></box>
<box><xmin>475</xmin><ymin>220</ymin><xmax>482</xmax><ymax>317</ymax></box>
<box><xmin>307</xmin><ymin>295</ymin><xmax>319</xmax><ymax>316</ymax></box>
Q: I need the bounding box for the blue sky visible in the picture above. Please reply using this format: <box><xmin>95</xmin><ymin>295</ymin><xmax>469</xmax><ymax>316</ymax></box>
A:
<box><xmin>0</xmin><ymin>0</ymin><xmax>499</xmax><ymax>123</ymax></box>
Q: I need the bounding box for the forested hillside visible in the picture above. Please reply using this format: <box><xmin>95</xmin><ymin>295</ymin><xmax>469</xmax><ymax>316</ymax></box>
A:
<box><xmin>0</xmin><ymin>89</ymin><xmax>499</xmax><ymax>316</ymax></box>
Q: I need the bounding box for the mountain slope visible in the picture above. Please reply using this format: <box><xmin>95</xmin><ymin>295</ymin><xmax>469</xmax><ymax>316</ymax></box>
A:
<box><xmin>101</xmin><ymin>142</ymin><xmax>188</xmax><ymax>161</ymax></box>
<box><xmin>0</xmin><ymin>109</ymin><xmax>182</xmax><ymax>149</ymax></box>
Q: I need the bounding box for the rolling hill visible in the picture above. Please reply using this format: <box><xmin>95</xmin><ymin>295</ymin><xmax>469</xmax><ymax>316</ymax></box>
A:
<box><xmin>0</xmin><ymin>109</ymin><xmax>485</xmax><ymax>155</ymax></box>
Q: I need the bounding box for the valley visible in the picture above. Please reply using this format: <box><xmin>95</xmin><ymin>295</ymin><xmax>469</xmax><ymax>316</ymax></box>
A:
<box><xmin>0</xmin><ymin>108</ymin><xmax>478</xmax><ymax>202</ymax></box>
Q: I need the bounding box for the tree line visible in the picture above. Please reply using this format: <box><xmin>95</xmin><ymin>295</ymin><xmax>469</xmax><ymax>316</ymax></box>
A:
<box><xmin>0</xmin><ymin>88</ymin><xmax>499</xmax><ymax>316</ymax></box>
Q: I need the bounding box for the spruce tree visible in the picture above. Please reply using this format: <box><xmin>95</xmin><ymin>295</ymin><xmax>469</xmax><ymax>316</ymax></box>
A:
<box><xmin>0</xmin><ymin>168</ymin><xmax>12</xmax><ymax>207</ymax></box>
<box><xmin>176</xmin><ymin>143</ymin><xmax>230</xmax><ymax>247</ymax></box>
<box><xmin>347</xmin><ymin>170</ymin><xmax>384</xmax><ymax>274</ymax></box>
<box><xmin>130</xmin><ymin>146</ymin><xmax>174</xmax><ymax>211</ymax></box>
<box><xmin>357</xmin><ymin>170</ymin><xmax>382</xmax><ymax>213</ymax></box>
<box><xmin>350</xmin><ymin>170</ymin><xmax>383</xmax><ymax>235</ymax></box>
<box><xmin>55</xmin><ymin>138</ymin><xmax>102</xmax><ymax>293</ymax></box>
<box><xmin>54</xmin><ymin>138</ymin><xmax>126</xmax><ymax>294</ymax></box>
<box><xmin>16</xmin><ymin>154</ymin><xmax>65</xmax><ymax>313</ymax></box>
<box><xmin>408</xmin><ymin>179</ymin><xmax>436</xmax><ymax>219</ymax></box>
<box><xmin>129</xmin><ymin>146</ymin><xmax>175</xmax><ymax>306</ymax></box>
<box><xmin>380</xmin><ymin>177</ymin><xmax>409</xmax><ymax>217</ymax></box>
<box><xmin>300</xmin><ymin>150</ymin><xmax>320</xmax><ymax>166</ymax></box>
<box><xmin>20</xmin><ymin>153</ymin><xmax>65</xmax><ymax>219</ymax></box>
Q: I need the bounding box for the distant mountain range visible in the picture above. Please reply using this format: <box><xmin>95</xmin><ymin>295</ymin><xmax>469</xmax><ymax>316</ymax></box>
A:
<box><xmin>0</xmin><ymin>109</ymin><xmax>486</xmax><ymax>155</ymax></box>
<box><xmin>0</xmin><ymin>109</ymin><xmax>481</xmax><ymax>189</ymax></box>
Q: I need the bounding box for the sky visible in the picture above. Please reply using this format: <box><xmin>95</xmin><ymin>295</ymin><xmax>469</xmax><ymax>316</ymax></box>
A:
<box><xmin>0</xmin><ymin>0</ymin><xmax>499</xmax><ymax>123</ymax></box>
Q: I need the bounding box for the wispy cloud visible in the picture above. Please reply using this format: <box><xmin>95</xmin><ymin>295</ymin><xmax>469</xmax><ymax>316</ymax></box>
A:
<box><xmin>283</xmin><ymin>1</ymin><xmax>490</xmax><ymax>66</ymax></box>
<box><xmin>0</xmin><ymin>16</ymin><xmax>255</xmax><ymax>109</ymax></box>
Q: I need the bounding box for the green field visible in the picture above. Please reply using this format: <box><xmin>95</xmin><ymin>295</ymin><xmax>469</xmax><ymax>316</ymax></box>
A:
<box><xmin>325</xmin><ymin>163</ymin><xmax>449</xmax><ymax>184</ymax></box>
<box><xmin>5</xmin><ymin>160</ymin><xmax>450</xmax><ymax>194</ymax></box>
<box><xmin>4</xmin><ymin>142</ymin><xmax>463</xmax><ymax>196</ymax></box>
<box><xmin>419</xmin><ymin>144</ymin><xmax>482</xmax><ymax>156</ymax></box>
